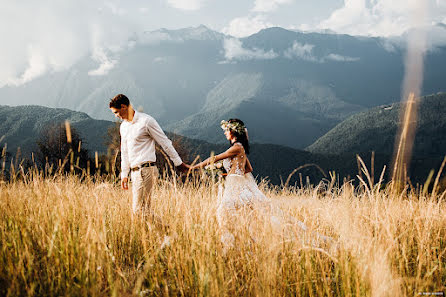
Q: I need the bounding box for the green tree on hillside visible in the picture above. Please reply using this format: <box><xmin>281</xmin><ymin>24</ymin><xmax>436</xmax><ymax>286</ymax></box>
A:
<box><xmin>36</xmin><ymin>122</ymin><xmax>91</xmax><ymax>173</ymax></box>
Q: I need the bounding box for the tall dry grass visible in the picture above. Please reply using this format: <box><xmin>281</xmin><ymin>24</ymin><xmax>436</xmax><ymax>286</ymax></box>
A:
<box><xmin>0</xmin><ymin>167</ymin><xmax>445</xmax><ymax>296</ymax></box>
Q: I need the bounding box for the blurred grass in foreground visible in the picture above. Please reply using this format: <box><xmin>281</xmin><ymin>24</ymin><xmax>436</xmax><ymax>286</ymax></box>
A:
<box><xmin>0</xmin><ymin>166</ymin><xmax>445</xmax><ymax>297</ymax></box>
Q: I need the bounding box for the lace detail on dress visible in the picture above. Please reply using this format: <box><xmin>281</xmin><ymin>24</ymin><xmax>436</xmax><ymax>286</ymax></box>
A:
<box><xmin>222</xmin><ymin>158</ymin><xmax>232</xmax><ymax>173</ymax></box>
<box><xmin>216</xmin><ymin>144</ymin><xmax>334</xmax><ymax>251</ymax></box>
<box><xmin>222</xmin><ymin>142</ymin><xmax>246</xmax><ymax>176</ymax></box>
<box><xmin>216</xmin><ymin>172</ymin><xmax>331</xmax><ymax>251</ymax></box>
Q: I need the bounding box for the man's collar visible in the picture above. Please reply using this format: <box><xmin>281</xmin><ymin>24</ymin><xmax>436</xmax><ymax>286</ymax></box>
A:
<box><xmin>125</xmin><ymin>106</ymin><xmax>137</xmax><ymax>123</ymax></box>
<box><xmin>129</xmin><ymin>110</ymin><xmax>139</xmax><ymax>123</ymax></box>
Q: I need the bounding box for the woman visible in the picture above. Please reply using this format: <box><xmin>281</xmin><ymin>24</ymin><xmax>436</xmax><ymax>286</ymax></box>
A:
<box><xmin>191</xmin><ymin>119</ymin><xmax>318</xmax><ymax>248</ymax></box>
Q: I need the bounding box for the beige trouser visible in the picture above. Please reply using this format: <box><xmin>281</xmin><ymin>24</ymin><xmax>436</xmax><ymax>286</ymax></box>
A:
<box><xmin>130</xmin><ymin>166</ymin><xmax>159</xmax><ymax>214</ymax></box>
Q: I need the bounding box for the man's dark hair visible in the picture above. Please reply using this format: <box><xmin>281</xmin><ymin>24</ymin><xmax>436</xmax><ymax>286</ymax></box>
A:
<box><xmin>109</xmin><ymin>94</ymin><xmax>130</xmax><ymax>109</ymax></box>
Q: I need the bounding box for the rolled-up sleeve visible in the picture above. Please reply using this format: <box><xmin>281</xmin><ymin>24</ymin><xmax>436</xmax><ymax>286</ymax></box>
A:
<box><xmin>120</xmin><ymin>125</ymin><xmax>130</xmax><ymax>179</ymax></box>
<box><xmin>146</xmin><ymin>117</ymin><xmax>182</xmax><ymax>166</ymax></box>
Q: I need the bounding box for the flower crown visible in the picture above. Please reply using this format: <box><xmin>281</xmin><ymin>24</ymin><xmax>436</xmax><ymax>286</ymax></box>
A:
<box><xmin>220</xmin><ymin>120</ymin><xmax>246</xmax><ymax>135</ymax></box>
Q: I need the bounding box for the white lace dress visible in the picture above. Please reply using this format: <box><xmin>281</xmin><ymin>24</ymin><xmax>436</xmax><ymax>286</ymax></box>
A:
<box><xmin>216</xmin><ymin>164</ymin><xmax>268</xmax><ymax>214</ymax></box>
<box><xmin>216</xmin><ymin>143</ymin><xmax>311</xmax><ymax>247</ymax></box>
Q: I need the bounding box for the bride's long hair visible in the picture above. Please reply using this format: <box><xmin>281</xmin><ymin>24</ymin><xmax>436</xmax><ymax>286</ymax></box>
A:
<box><xmin>227</xmin><ymin>118</ymin><xmax>250</xmax><ymax>154</ymax></box>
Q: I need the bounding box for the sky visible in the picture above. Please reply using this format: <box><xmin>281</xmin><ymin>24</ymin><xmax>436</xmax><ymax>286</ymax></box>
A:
<box><xmin>1</xmin><ymin>0</ymin><xmax>446</xmax><ymax>87</ymax></box>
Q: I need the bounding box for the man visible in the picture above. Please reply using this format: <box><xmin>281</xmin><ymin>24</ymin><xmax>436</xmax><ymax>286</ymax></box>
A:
<box><xmin>109</xmin><ymin>94</ymin><xmax>189</xmax><ymax>214</ymax></box>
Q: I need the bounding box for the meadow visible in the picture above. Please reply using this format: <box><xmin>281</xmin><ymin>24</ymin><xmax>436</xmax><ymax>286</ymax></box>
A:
<box><xmin>1</xmin><ymin>165</ymin><xmax>445</xmax><ymax>297</ymax></box>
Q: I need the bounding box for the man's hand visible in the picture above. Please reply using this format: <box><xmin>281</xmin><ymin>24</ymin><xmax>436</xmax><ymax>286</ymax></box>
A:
<box><xmin>121</xmin><ymin>177</ymin><xmax>129</xmax><ymax>190</ymax></box>
<box><xmin>176</xmin><ymin>163</ymin><xmax>190</xmax><ymax>173</ymax></box>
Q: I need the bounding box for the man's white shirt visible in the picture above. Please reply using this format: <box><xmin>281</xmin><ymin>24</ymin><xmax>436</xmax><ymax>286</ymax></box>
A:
<box><xmin>120</xmin><ymin>111</ymin><xmax>182</xmax><ymax>179</ymax></box>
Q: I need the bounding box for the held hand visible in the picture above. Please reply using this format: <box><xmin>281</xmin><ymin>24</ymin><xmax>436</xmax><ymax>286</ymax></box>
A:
<box><xmin>191</xmin><ymin>164</ymin><xmax>202</xmax><ymax>170</ymax></box>
<box><xmin>176</xmin><ymin>163</ymin><xmax>190</xmax><ymax>173</ymax></box>
<box><xmin>121</xmin><ymin>177</ymin><xmax>129</xmax><ymax>190</ymax></box>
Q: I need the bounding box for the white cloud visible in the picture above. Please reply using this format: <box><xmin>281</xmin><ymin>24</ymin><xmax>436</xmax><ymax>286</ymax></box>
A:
<box><xmin>283</xmin><ymin>41</ymin><xmax>360</xmax><ymax>62</ymax></box>
<box><xmin>325</xmin><ymin>53</ymin><xmax>360</xmax><ymax>62</ymax></box>
<box><xmin>379</xmin><ymin>39</ymin><xmax>398</xmax><ymax>52</ymax></box>
<box><xmin>222</xmin><ymin>15</ymin><xmax>273</xmax><ymax>38</ymax></box>
<box><xmin>0</xmin><ymin>1</ymin><xmax>139</xmax><ymax>87</ymax></box>
<box><xmin>252</xmin><ymin>0</ymin><xmax>294</xmax><ymax>12</ymax></box>
<box><xmin>153</xmin><ymin>57</ymin><xmax>170</xmax><ymax>64</ymax></box>
<box><xmin>16</xmin><ymin>46</ymin><xmax>49</xmax><ymax>85</ymax></box>
<box><xmin>167</xmin><ymin>0</ymin><xmax>205</xmax><ymax>11</ymax></box>
<box><xmin>318</xmin><ymin>0</ymin><xmax>446</xmax><ymax>37</ymax></box>
<box><xmin>284</xmin><ymin>41</ymin><xmax>318</xmax><ymax>62</ymax></box>
<box><xmin>223</xmin><ymin>38</ymin><xmax>278</xmax><ymax>61</ymax></box>
<box><xmin>88</xmin><ymin>47</ymin><xmax>117</xmax><ymax>76</ymax></box>
<box><xmin>423</xmin><ymin>24</ymin><xmax>446</xmax><ymax>50</ymax></box>
<box><xmin>318</xmin><ymin>0</ymin><xmax>372</xmax><ymax>35</ymax></box>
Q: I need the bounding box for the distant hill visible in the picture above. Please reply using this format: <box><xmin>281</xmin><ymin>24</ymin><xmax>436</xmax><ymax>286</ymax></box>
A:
<box><xmin>307</xmin><ymin>93</ymin><xmax>446</xmax><ymax>157</ymax></box>
<box><xmin>165</xmin><ymin>73</ymin><xmax>360</xmax><ymax>148</ymax></box>
<box><xmin>0</xmin><ymin>105</ymin><xmax>113</xmax><ymax>158</ymax></box>
<box><xmin>2</xmin><ymin>25</ymin><xmax>446</xmax><ymax>149</ymax></box>
<box><xmin>1</xmin><ymin>104</ymin><xmax>444</xmax><ymax>185</ymax></box>
<box><xmin>0</xmin><ymin>104</ymin><xmax>329</xmax><ymax>183</ymax></box>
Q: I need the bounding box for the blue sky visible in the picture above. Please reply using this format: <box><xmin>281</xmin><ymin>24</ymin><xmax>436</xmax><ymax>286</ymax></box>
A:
<box><xmin>1</xmin><ymin>0</ymin><xmax>446</xmax><ymax>87</ymax></box>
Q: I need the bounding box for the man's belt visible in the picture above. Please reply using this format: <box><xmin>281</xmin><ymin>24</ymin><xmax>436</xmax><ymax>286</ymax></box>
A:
<box><xmin>131</xmin><ymin>162</ymin><xmax>155</xmax><ymax>172</ymax></box>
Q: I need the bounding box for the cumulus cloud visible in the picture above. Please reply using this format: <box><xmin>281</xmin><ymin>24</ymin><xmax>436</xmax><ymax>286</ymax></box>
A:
<box><xmin>325</xmin><ymin>53</ymin><xmax>360</xmax><ymax>62</ymax></box>
<box><xmin>316</xmin><ymin>0</ymin><xmax>446</xmax><ymax>50</ymax></box>
<box><xmin>88</xmin><ymin>47</ymin><xmax>117</xmax><ymax>76</ymax></box>
<box><xmin>0</xmin><ymin>1</ymin><xmax>140</xmax><ymax>87</ymax></box>
<box><xmin>284</xmin><ymin>41</ymin><xmax>318</xmax><ymax>62</ymax></box>
<box><xmin>379</xmin><ymin>39</ymin><xmax>399</xmax><ymax>52</ymax></box>
<box><xmin>422</xmin><ymin>24</ymin><xmax>446</xmax><ymax>50</ymax></box>
<box><xmin>318</xmin><ymin>0</ymin><xmax>446</xmax><ymax>38</ymax></box>
<box><xmin>252</xmin><ymin>0</ymin><xmax>294</xmax><ymax>12</ymax></box>
<box><xmin>222</xmin><ymin>15</ymin><xmax>273</xmax><ymax>38</ymax></box>
<box><xmin>223</xmin><ymin>0</ymin><xmax>294</xmax><ymax>37</ymax></box>
<box><xmin>223</xmin><ymin>38</ymin><xmax>278</xmax><ymax>61</ymax></box>
<box><xmin>18</xmin><ymin>46</ymin><xmax>49</xmax><ymax>84</ymax></box>
<box><xmin>284</xmin><ymin>41</ymin><xmax>360</xmax><ymax>62</ymax></box>
<box><xmin>167</xmin><ymin>0</ymin><xmax>206</xmax><ymax>11</ymax></box>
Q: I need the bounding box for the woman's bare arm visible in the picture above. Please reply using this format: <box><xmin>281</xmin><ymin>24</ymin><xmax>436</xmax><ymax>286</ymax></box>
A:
<box><xmin>245</xmin><ymin>157</ymin><xmax>253</xmax><ymax>174</ymax></box>
<box><xmin>192</xmin><ymin>145</ymin><xmax>242</xmax><ymax>169</ymax></box>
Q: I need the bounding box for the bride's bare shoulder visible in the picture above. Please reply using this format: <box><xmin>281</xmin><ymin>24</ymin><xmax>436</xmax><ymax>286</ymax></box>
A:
<box><xmin>222</xmin><ymin>143</ymin><xmax>242</xmax><ymax>157</ymax></box>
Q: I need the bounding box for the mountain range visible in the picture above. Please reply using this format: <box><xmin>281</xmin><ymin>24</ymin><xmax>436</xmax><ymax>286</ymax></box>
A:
<box><xmin>1</xmin><ymin>25</ymin><xmax>446</xmax><ymax>149</ymax></box>
<box><xmin>307</xmin><ymin>93</ymin><xmax>446</xmax><ymax>157</ymax></box>
<box><xmin>0</xmin><ymin>105</ymin><xmax>112</xmax><ymax>157</ymax></box>
<box><xmin>1</xmin><ymin>103</ymin><xmax>444</xmax><ymax>185</ymax></box>
<box><xmin>0</xmin><ymin>104</ymin><xmax>327</xmax><ymax>184</ymax></box>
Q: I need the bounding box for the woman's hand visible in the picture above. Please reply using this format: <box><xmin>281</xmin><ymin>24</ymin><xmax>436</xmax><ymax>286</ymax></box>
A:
<box><xmin>190</xmin><ymin>145</ymin><xmax>240</xmax><ymax>171</ymax></box>
<box><xmin>190</xmin><ymin>164</ymin><xmax>200</xmax><ymax>170</ymax></box>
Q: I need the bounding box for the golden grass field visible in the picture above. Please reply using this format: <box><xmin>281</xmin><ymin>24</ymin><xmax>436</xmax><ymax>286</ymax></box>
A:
<box><xmin>1</xmin><ymin>167</ymin><xmax>445</xmax><ymax>297</ymax></box>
